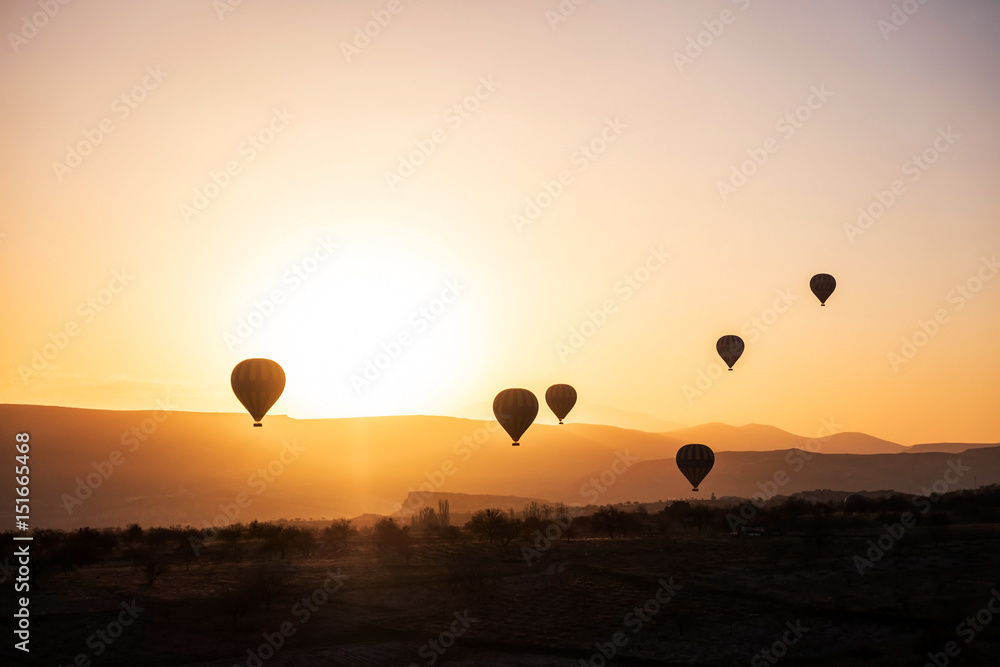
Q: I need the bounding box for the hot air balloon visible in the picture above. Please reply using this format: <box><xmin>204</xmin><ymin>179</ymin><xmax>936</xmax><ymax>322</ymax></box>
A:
<box><xmin>231</xmin><ymin>358</ymin><xmax>285</xmax><ymax>427</ymax></box>
<box><xmin>676</xmin><ymin>443</ymin><xmax>714</xmax><ymax>492</ymax></box>
<box><xmin>810</xmin><ymin>273</ymin><xmax>836</xmax><ymax>306</ymax></box>
<box><xmin>545</xmin><ymin>384</ymin><xmax>577</xmax><ymax>424</ymax></box>
<box><xmin>716</xmin><ymin>335</ymin><xmax>744</xmax><ymax>371</ymax></box>
<box><xmin>844</xmin><ymin>493</ymin><xmax>868</xmax><ymax>514</ymax></box>
<box><xmin>493</xmin><ymin>388</ymin><xmax>538</xmax><ymax>446</ymax></box>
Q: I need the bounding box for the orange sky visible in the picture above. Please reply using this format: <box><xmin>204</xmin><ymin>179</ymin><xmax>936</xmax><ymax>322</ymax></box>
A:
<box><xmin>1</xmin><ymin>0</ymin><xmax>998</xmax><ymax>445</ymax></box>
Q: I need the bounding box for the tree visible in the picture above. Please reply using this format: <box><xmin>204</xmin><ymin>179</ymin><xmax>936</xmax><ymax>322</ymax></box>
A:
<box><xmin>258</xmin><ymin>522</ymin><xmax>291</xmax><ymax>560</ymax></box>
<box><xmin>172</xmin><ymin>528</ymin><xmax>201</xmax><ymax>568</ymax></box>
<box><xmin>467</xmin><ymin>508</ymin><xmax>511</xmax><ymax>544</ymax></box>
<box><xmin>592</xmin><ymin>506</ymin><xmax>634</xmax><ymax>538</ymax></box>
<box><xmin>438</xmin><ymin>499</ymin><xmax>450</xmax><ymax>527</ymax></box>
<box><xmin>123</xmin><ymin>523</ymin><xmax>143</xmax><ymax>547</ymax></box>
<box><xmin>217</xmin><ymin>523</ymin><xmax>246</xmax><ymax>561</ymax></box>
<box><xmin>145</xmin><ymin>526</ymin><xmax>173</xmax><ymax>552</ymax></box>
<box><xmin>521</xmin><ymin>501</ymin><xmax>549</xmax><ymax>522</ymax></box>
<box><xmin>592</xmin><ymin>506</ymin><xmax>621</xmax><ymax>538</ymax></box>
<box><xmin>323</xmin><ymin>519</ymin><xmax>358</xmax><ymax>552</ymax></box>
<box><xmin>631</xmin><ymin>505</ymin><xmax>654</xmax><ymax>537</ymax></box>
<box><xmin>372</xmin><ymin>517</ymin><xmax>412</xmax><ymax>564</ymax></box>
<box><xmin>288</xmin><ymin>527</ymin><xmax>317</xmax><ymax>556</ymax></box>
<box><xmin>416</xmin><ymin>507</ymin><xmax>440</xmax><ymax>532</ymax></box>
<box><xmin>140</xmin><ymin>553</ymin><xmax>169</xmax><ymax>586</ymax></box>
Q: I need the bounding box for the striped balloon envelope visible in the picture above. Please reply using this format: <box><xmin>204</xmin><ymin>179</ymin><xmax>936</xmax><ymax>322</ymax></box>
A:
<box><xmin>231</xmin><ymin>358</ymin><xmax>285</xmax><ymax>427</ymax></box>
<box><xmin>545</xmin><ymin>384</ymin><xmax>577</xmax><ymax>424</ymax></box>
<box><xmin>810</xmin><ymin>273</ymin><xmax>836</xmax><ymax>306</ymax></box>
<box><xmin>493</xmin><ymin>388</ymin><xmax>538</xmax><ymax>446</ymax></box>
<box><xmin>716</xmin><ymin>335</ymin><xmax>744</xmax><ymax>371</ymax></box>
<box><xmin>675</xmin><ymin>443</ymin><xmax>715</xmax><ymax>492</ymax></box>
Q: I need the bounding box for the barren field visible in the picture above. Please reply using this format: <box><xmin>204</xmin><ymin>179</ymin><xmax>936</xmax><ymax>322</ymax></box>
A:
<box><xmin>11</xmin><ymin>520</ymin><xmax>1000</xmax><ymax>667</ymax></box>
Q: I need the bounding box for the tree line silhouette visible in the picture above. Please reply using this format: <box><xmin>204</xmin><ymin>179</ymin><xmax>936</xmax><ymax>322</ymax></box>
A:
<box><xmin>12</xmin><ymin>484</ymin><xmax>997</xmax><ymax>578</ymax></box>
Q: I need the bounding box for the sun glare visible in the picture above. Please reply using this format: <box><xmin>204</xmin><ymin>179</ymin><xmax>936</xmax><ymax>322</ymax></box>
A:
<box><xmin>235</xmin><ymin>227</ymin><xmax>480</xmax><ymax>419</ymax></box>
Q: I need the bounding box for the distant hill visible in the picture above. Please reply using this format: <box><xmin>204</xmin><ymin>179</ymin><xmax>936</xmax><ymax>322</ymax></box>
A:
<box><xmin>906</xmin><ymin>441</ymin><xmax>1000</xmax><ymax>453</ymax></box>
<box><xmin>453</xmin><ymin>399</ymin><xmax>686</xmax><ymax>432</ymax></box>
<box><xmin>392</xmin><ymin>491</ymin><xmax>555</xmax><ymax>525</ymax></box>
<box><xmin>1</xmin><ymin>404</ymin><xmax>996</xmax><ymax>530</ymax></box>
<box><xmin>564</xmin><ymin>447</ymin><xmax>1000</xmax><ymax>504</ymax></box>
<box><xmin>661</xmin><ymin>422</ymin><xmax>907</xmax><ymax>454</ymax></box>
<box><xmin>343</xmin><ymin>513</ymin><xmax>387</xmax><ymax>531</ymax></box>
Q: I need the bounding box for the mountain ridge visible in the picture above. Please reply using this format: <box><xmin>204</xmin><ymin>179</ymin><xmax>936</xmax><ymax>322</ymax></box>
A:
<box><xmin>3</xmin><ymin>404</ymin><xmax>997</xmax><ymax>530</ymax></box>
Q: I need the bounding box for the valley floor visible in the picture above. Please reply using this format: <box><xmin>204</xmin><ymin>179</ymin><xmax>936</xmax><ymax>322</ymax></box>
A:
<box><xmin>11</xmin><ymin>526</ymin><xmax>1000</xmax><ymax>666</ymax></box>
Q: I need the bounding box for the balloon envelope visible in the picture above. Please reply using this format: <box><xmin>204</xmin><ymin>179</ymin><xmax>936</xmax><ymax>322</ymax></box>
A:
<box><xmin>716</xmin><ymin>335</ymin><xmax>744</xmax><ymax>370</ymax></box>
<box><xmin>231</xmin><ymin>358</ymin><xmax>285</xmax><ymax>427</ymax></box>
<box><xmin>676</xmin><ymin>443</ymin><xmax>715</xmax><ymax>491</ymax></box>
<box><xmin>810</xmin><ymin>273</ymin><xmax>836</xmax><ymax>306</ymax></box>
<box><xmin>545</xmin><ymin>384</ymin><xmax>577</xmax><ymax>424</ymax></box>
<box><xmin>493</xmin><ymin>388</ymin><xmax>538</xmax><ymax>446</ymax></box>
<box><xmin>844</xmin><ymin>493</ymin><xmax>868</xmax><ymax>514</ymax></box>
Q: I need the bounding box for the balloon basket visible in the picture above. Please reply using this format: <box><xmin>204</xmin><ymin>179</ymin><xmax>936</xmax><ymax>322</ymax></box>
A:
<box><xmin>253</xmin><ymin>423</ymin><xmax>262</xmax><ymax>427</ymax></box>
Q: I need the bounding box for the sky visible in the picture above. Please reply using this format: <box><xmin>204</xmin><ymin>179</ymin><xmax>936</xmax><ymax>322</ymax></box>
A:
<box><xmin>1</xmin><ymin>0</ymin><xmax>998</xmax><ymax>446</ymax></box>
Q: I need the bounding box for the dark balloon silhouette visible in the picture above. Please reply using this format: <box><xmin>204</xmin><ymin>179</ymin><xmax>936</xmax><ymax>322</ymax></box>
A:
<box><xmin>493</xmin><ymin>388</ymin><xmax>538</xmax><ymax>446</ymax></box>
<box><xmin>231</xmin><ymin>358</ymin><xmax>285</xmax><ymax>427</ymax></box>
<box><xmin>545</xmin><ymin>384</ymin><xmax>577</xmax><ymax>424</ymax></box>
<box><xmin>676</xmin><ymin>443</ymin><xmax>715</xmax><ymax>492</ymax></box>
<box><xmin>716</xmin><ymin>335</ymin><xmax>745</xmax><ymax>371</ymax></box>
<box><xmin>810</xmin><ymin>273</ymin><xmax>836</xmax><ymax>306</ymax></box>
<box><xmin>844</xmin><ymin>493</ymin><xmax>869</xmax><ymax>514</ymax></box>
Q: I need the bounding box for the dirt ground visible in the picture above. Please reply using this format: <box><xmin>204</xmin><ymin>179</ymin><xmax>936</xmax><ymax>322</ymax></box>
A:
<box><xmin>10</xmin><ymin>524</ymin><xmax>1000</xmax><ymax>666</ymax></box>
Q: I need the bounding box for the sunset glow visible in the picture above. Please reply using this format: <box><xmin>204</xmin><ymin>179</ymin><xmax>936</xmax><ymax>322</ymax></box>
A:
<box><xmin>2</xmin><ymin>0</ymin><xmax>998</xmax><ymax>445</ymax></box>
